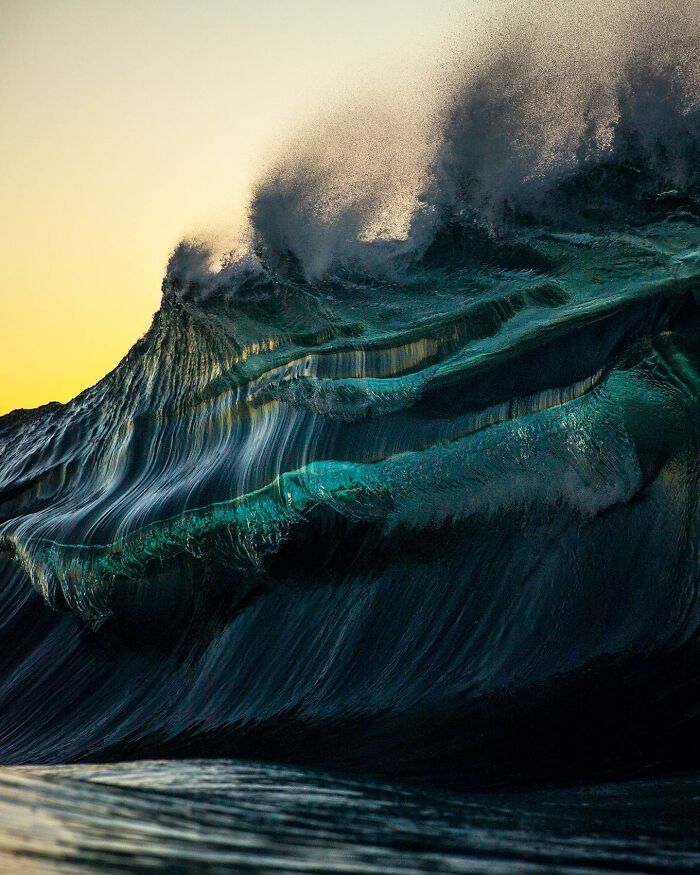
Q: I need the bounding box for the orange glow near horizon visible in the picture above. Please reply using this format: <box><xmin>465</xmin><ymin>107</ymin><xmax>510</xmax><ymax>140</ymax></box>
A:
<box><xmin>0</xmin><ymin>0</ymin><xmax>475</xmax><ymax>415</ymax></box>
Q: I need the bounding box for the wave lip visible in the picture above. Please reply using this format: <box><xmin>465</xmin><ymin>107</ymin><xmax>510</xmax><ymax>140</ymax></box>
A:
<box><xmin>2</xmin><ymin>236</ymin><xmax>696</xmax><ymax>624</ymax></box>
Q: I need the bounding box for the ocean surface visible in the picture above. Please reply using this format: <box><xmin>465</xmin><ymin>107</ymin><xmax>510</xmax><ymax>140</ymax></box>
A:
<box><xmin>2</xmin><ymin>2</ymin><xmax>700</xmax><ymax>869</ymax></box>
<box><xmin>1</xmin><ymin>761</ymin><xmax>699</xmax><ymax>873</ymax></box>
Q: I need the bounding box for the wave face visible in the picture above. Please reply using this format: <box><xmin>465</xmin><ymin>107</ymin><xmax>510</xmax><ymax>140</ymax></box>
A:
<box><xmin>1</xmin><ymin>1</ymin><xmax>700</xmax><ymax>786</ymax></box>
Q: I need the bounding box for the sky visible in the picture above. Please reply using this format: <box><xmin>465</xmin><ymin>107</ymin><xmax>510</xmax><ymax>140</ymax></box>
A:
<box><xmin>0</xmin><ymin>0</ymin><xmax>480</xmax><ymax>415</ymax></box>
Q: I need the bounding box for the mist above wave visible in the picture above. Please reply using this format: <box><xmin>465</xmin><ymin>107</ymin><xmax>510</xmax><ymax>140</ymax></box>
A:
<box><xmin>162</xmin><ymin>0</ymin><xmax>700</xmax><ymax>302</ymax></box>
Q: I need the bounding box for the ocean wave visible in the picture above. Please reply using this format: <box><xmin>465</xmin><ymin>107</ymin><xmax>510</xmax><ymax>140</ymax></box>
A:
<box><xmin>1</xmin><ymin>0</ymin><xmax>700</xmax><ymax>785</ymax></box>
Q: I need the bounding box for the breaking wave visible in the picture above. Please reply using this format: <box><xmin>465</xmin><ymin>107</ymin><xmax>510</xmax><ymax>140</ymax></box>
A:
<box><xmin>1</xmin><ymin>0</ymin><xmax>700</xmax><ymax>786</ymax></box>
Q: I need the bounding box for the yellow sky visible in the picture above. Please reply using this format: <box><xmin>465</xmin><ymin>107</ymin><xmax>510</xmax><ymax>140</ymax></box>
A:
<box><xmin>0</xmin><ymin>0</ymin><xmax>478</xmax><ymax>414</ymax></box>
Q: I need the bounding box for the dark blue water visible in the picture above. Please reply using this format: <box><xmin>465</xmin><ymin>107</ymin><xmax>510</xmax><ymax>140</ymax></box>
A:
<box><xmin>0</xmin><ymin>761</ymin><xmax>698</xmax><ymax>873</ymax></box>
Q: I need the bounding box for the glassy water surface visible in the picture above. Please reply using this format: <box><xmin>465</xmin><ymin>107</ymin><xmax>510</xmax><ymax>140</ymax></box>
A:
<box><xmin>0</xmin><ymin>760</ymin><xmax>698</xmax><ymax>873</ymax></box>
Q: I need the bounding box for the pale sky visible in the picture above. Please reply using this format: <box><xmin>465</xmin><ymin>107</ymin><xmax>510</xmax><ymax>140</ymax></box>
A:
<box><xmin>0</xmin><ymin>0</ymin><xmax>488</xmax><ymax>414</ymax></box>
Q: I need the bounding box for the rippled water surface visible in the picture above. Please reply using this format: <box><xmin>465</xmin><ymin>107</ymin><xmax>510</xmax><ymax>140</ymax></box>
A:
<box><xmin>0</xmin><ymin>761</ymin><xmax>698</xmax><ymax>873</ymax></box>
